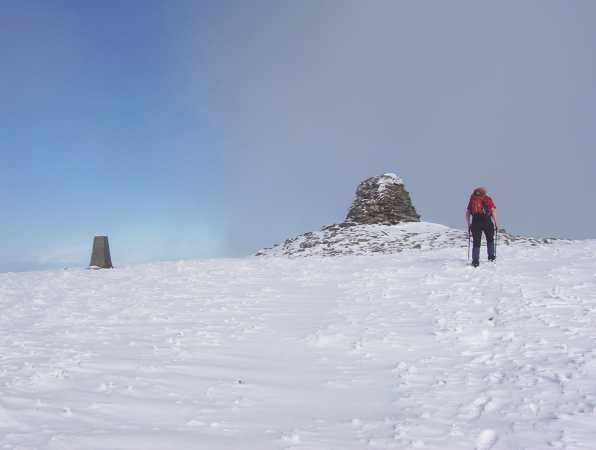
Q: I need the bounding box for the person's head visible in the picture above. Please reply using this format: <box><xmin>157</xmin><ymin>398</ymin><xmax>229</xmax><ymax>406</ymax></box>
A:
<box><xmin>473</xmin><ymin>187</ymin><xmax>487</xmax><ymax>196</ymax></box>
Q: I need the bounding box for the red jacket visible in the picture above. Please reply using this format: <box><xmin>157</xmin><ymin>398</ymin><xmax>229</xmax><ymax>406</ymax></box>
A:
<box><xmin>467</xmin><ymin>195</ymin><xmax>495</xmax><ymax>215</ymax></box>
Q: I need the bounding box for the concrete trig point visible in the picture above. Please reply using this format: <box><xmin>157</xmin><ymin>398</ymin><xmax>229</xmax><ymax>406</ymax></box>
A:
<box><xmin>89</xmin><ymin>236</ymin><xmax>113</xmax><ymax>269</ymax></box>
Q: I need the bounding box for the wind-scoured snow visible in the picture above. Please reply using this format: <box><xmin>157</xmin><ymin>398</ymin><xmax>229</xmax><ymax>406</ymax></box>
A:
<box><xmin>1</xmin><ymin>241</ymin><xmax>596</xmax><ymax>449</ymax></box>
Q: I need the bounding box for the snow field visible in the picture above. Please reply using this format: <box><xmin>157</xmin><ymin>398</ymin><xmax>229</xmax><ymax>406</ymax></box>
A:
<box><xmin>1</xmin><ymin>241</ymin><xmax>596</xmax><ymax>449</ymax></box>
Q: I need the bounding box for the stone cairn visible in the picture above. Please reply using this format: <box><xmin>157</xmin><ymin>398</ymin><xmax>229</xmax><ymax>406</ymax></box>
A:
<box><xmin>256</xmin><ymin>172</ymin><xmax>560</xmax><ymax>257</ymax></box>
<box><xmin>345</xmin><ymin>173</ymin><xmax>420</xmax><ymax>225</ymax></box>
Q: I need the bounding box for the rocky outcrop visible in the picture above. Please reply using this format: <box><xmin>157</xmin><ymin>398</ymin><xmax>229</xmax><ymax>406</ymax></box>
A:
<box><xmin>255</xmin><ymin>222</ymin><xmax>560</xmax><ymax>257</ymax></box>
<box><xmin>346</xmin><ymin>173</ymin><xmax>420</xmax><ymax>224</ymax></box>
<box><xmin>256</xmin><ymin>172</ymin><xmax>561</xmax><ymax>257</ymax></box>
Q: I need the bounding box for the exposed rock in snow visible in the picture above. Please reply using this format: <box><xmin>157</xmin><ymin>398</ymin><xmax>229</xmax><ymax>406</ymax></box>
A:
<box><xmin>256</xmin><ymin>222</ymin><xmax>560</xmax><ymax>257</ymax></box>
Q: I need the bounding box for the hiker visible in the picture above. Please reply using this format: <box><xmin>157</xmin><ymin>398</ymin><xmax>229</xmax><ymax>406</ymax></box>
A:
<box><xmin>466</xmin><ymin>187</ymin><xmax>498</xmax><ymax>267</ymax></box>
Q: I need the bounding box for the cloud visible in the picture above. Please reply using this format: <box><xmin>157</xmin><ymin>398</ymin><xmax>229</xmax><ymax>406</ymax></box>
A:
<box><xmin>172</xmin><ymin>1</ymin><xmax>596</xmax><ymax>241</ymax></box>
<box><xmin>36</xmin><ymin>245</ymin><xmax>89</xmax><ymax>266</ymax></box>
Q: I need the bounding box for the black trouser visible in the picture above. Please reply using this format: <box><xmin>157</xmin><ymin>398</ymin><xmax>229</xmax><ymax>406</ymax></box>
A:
<box><xmin>471</xmin><ymin>216</ymin><xmax>495</xmax><ymax>262</ymax></box>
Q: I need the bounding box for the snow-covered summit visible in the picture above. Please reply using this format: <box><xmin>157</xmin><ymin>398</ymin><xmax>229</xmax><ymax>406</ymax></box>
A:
<box><xmin>256</xmin><ymin>221</ymin><xmax>559</xmax><ymax>257</ymax></box>
<box><xmin>258</xmin><ymin>173</ymin><xmax>561</xmax><ymax>257</ymax></box>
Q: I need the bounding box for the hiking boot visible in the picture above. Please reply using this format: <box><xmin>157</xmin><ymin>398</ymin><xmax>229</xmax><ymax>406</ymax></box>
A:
<box><xmin>488</xmin><ymin>256</ymin><xmax>496</xmax><ymax>262</ymax></box>
<box><xmin>472</xmin><ymin>260</ymin><xmax>479</xmax><ymax>267</ymax></box>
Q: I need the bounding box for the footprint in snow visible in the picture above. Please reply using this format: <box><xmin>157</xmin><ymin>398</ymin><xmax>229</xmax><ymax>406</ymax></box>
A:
<box><xmin>281</xmin><ymin>433</ymin><xmax>301</xmax><ymax>444</ymax></box>
<box><xmin>459</xmin><ymin>396</ymin><xmax>493</xmax><ymax>420</ymax></box>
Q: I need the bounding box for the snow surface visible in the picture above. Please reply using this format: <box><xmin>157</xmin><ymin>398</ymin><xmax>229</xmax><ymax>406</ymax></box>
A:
<box><xmin>2</xmin><ymin>241</ymin><xmax>596</xmax><ymax>449</ymax></box>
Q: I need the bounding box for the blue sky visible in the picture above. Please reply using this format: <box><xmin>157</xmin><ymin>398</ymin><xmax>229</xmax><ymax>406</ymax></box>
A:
<box><xmin>2</xmin><ymin>1</ymin><xmax>596</xmax><ymax>272</ymax></box>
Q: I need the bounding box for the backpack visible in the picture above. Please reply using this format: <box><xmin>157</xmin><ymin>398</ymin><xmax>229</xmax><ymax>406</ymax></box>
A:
<box><xmin>469</xmin><ymin>195</ymin><xmax>489</xmax><ymax>216</ymax></box>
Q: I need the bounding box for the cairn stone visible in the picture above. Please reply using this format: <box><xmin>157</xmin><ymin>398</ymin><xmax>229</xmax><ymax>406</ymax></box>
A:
<box><xmin>89</xmin><ymin>236</ymin><xmax>113</xmax><ymax>269</ymax></box>
<box><xmin>345</xmin><ymin>173</ymin><xmax>420</xmax><ymax>224</ymax></box>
